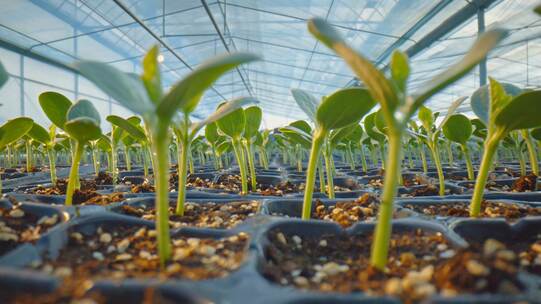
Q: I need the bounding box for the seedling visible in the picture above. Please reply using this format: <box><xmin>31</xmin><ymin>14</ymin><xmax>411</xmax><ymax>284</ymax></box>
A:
<box><xmin>416</xmin><ymin>97</ymin><xmax>466</xmax><ymax>196</ymax></box>
<box><xmin>27</xmin><ymin>122</ymin><xmax>58</xmax><ymax>184</ymax></box>
<box><xmin>0</xmin><ymin>117</ymin><xmax>34</xmax><ymax>193</ymax></box>
<box><xmin>205</xmin><ymin>122</ymin><xmax>223</xmax><ymax>169</ymax></box>
<box><xmin>470</xmin><ymin>78</ymin><xmax>541</xmax><ymax>216</ymax></box>
<box><xmin>243</xmin><ymin>106</ymin><xmax>263</xmax><ymax>190</ymax></box>
<box><xmin>309</xmin><ymin>17</ymin><xmax>507</xmax><ymax>270</ymax></box>
<box><xmin>76</xmin><ymin>45</ymin><xmax>258</xmax><ymax>266</ymax></box>
<box><xmin>294</xmin><ymin>87</ymin><xmax>376</xmax><ymax>219</ymax></box>
<box><xmin>442</xmin><ymin>114</ymin><xmax>474</xmax><ymax>180</ymax></box>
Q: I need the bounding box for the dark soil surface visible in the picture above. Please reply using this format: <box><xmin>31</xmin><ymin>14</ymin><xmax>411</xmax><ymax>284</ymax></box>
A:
<box><xmin>263</xmin><ymin>229</ymin><xmax>524</xmax><ymax>303</ymax></box>
<box><xmin>0</xmin><ymin>204</ymin><xmax>60</xmax><ymax>256</ymax></box>
<box><xmin>313</xmin><ymin>194</ymin><xmax>380</xmax><ymax>227</ymax></box>
<box><xmin>27</xmin><ymin>176</ymin><xmax>124</xmax><ymax>205</ymax></box>
<box><xmin>461</xmin><ymin>174</ymin><xmax>538</xmax><ymax>192</ymax></box>
<box><xmin>402</xmin><ymin>201</ymin><xmax>541</xmax><ymax>220</ymax></box>
<box><xmin>118</xmin><ymin>201</ymin><xmax>260</xmax><ymax>229</ymax></box>
<box><xmin>22</xmin><ymin>225</ymin><xmax>248</xmax><ymax>302</ymax></box>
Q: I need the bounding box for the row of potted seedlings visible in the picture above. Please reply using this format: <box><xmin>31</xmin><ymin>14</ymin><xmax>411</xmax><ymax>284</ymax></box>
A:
<box><xmin>2</xmin><ymin>12</ymin><xmax>541</xmax><ymax>303</ymax></box>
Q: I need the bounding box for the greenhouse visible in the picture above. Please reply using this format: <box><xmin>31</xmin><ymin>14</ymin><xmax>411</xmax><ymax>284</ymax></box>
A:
<box><xmin>0</xmin><ymin>0</ymin><xmax>540</xmax><ymax>303</ymax></box>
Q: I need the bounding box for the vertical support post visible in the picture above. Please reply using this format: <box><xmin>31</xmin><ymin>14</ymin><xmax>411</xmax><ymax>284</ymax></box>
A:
<box><xmin>477</xmin><ymin>6</ymin><xmax>487</xmax><ymax>86</ymax></box>
<box><xmin>19</xmin><ymin>55</ymin><xmax>24</xmax><ymax>116</ymax></box>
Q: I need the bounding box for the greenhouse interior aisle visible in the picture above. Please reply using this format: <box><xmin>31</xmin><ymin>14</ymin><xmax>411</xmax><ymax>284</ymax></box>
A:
<box><xmin>0</xmin><ymin>0</ymin><xmax>541</xmax><ymax>303</ymax></box>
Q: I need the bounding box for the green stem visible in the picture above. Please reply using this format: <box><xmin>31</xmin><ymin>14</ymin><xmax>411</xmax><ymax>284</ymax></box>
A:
<box><xmin>25</xmin><ymin>140</ymin><xmax>31</xmax><ymax>173</ymax></box>
<box><xmin>370</xmin><ymin>132</ymin><xmax>402</xmax><ymax>270</ymax></box>
<box><xmin>260</xmin><ymin>147</ymin><xmax>269</xmax><ymax>169</ymax></box>
<box><xmin>296</xmin><ymin>145</ymin><xmax>302</xmax><ymax>172</ymax></box>
<box><xmin>47</xmin><ymin>147</ymin><xmax>57</xmax><ymax>185</ymax></box>
<box><xmin>124</xmin><ymin>148</ymin><xmax>131</xmax><ymax>171</ymax></box>
<box><xmin>245</xmin><ymin>141</ymin><xmax>257</xmax><ymax>191</ymax></box>
<box><xmin>522</xmin><ymin>131</ymin><xmax>539</xmax><ymax>175</ymax></box>
<box><xmin>318</xmin><ymin>156</ymin><xmax>326</xmax><ymax>193</ymax></box>
<box><xmin>517</xmin><ymin>146</ymin><xmax>526</xmax><ymax>176</ymax></box>
<box><xmin>65</xmin><ymin>141</ymin><xmax>84</xmax><ymax>207</ymax></box>
<box><xmin>430</xmin><ymin>143</ymin><xmax>446</xmax><ymax>196</ymax></box>
<box><xmin>142</xmin><ymin>145</ymin><xmax>149</xmax><ymax>179</ymax></box>
<box><xmin>324</xmin><ymin>143</ymin><xmax>335</xmax><ymax>199</ymax></box>
<box><xmin>92</xmin><ymin>147</ymin><xmax>99</xmax><ymax>175</ymax></box>
<box><xmin>360</xmin><ymin>143</ymin><xmax>368</xmax><ymax>173</ymax></box>
<box><xmin>232</xmin><ymin>138</ymin><xmax>249</xmax><ymax>195</ymax></box>
<box><xmin>419</xmin><ymin>143</ymin><xmax>428</xmax><ymax>173</ymax></box>
<box><xmin>470</xmin><ymin>137</ymin><xmax>500</xmax><ymax>217</ymax></box>
<box><xmin>150</xmin><ymin>123</ymin><xmax>172</xmax><ymax>267</ymax></box>
<box><xmin>302</xmin><ymin>129</ymin><xmax>325</xmax><ymax>220</ymax></box>
<box><xmin>176</xmin><ymin>135</ymin><xmax>189</xmax><ymax>216</ymax></box>
<box><xmin>347</xmin><ymin>143</ymin><xmax>355</xmax><ymax>170</ymax></box>
<box><xmin>461</xmin><ymin>144</ymin><xmax>474</xmax><ymax>180</ymax></box>
<box><xmin>446</xmin><ymin>141</ymin><xmax>454</xmax><ymax>166</ymax></box>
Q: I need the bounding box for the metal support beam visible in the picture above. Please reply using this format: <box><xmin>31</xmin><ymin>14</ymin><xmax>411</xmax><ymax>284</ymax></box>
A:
<box><xmin>19</xmin><ymin>54</ymin><xmax>24</xmax><ymax>116</ymax></box>
<box><xmin>200</xmin><ymin>0</ymin><xmax>254</xmax><ymax>96</ymax></box>
<box><xmin>477</xmin><ymin>6</ymin><xmax>487</xmax><ymax>86</ymax></box>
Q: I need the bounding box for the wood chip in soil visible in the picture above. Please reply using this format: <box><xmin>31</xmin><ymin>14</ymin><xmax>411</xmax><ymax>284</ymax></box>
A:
<box><xmin>403</xmin><ymin>201</ymin><xmax>541</xmax><ymax>220</ymax></box>
<box><xmin>0</xmin><ymin>205</ymin><xmax>60</xmax><ymax>256</ymax></box>
<box><xmin>119</xmin><ymin>201</ymin><xmax>260</xmax><ymax>228</ymax></box>
<box><xmin>263</xmin><ymin>229</ymin><xmax>524</xmax><ymax>303</ymax></box>
<box><xmin>31</xmin><ymin>225</ymin><xmax>249</xmax><ymax>282</ymax></box>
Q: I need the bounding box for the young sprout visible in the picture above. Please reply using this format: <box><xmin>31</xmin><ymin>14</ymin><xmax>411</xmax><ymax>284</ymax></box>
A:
<box><xmin>243</xmin><ymin>106</ymin><xmax>263</xmax><ymax>190</ymax></box>
<box><xmin>106</xmin><ymin>115</ymin><xmax>150</xmax><ymax>178</ymax></box>
<box><xmin>520</xmin><ymin>129</ymin><xmax>539</xmax><ymax>176</ymax></box>
<box><xmin>0</xmin><ymin>118</ymin><xmax>34</xmax><ymax>193</ymax></box>
<box><xmin>63</xmin><ymin>100</ymin><xmax>102</xmax><ymax>206</ymax></box>
<box><xmin>344</xmin><ymin>124</ymin><xmax>363</xmax><ymax>171</ymax></box>
<box><xmin>417</xmin><ymin>97</ymin><xmax>466</xmax><ymax>196</ymax></box>
<box><xmin>27</xmin><ymin>122</ymin><xmax>58</xmax><ymax>184</ymax></box>
<box><xmin>254</xmin><ymin>130</ymin><xmax>270</xmax><ymax>169</ymax></box>
<box><xmin>76</xmin><ymin>45</ymin><xmax>258</xmax><ymax>266</ymax></box>
<box><xmin>469</xmin><ymin>78</ymin><xmax>541</xmax><ymax>217</ymax></box>
<box><xmin>364</xmin><ymin>112</ymin><xmax>386</xmax><ymax>168</ymax></box>
<box><xmin>205</xmin><ymin>122</ymin><xmax>223</xmax><ymax>170</ymax></box>
<box><xmin>442</xmin><ymin>114</ymin><xmax>474</xmax><ymax>180</ymax></box>
<box><xmin>296</xmin><ymin>87</ymin><xmax>376</xmax><ymax>219</ymax></box>
<box><xmin>308</xmin><ymin>17</ymin><xmax>507</xmax><ymax>270</ymax></box>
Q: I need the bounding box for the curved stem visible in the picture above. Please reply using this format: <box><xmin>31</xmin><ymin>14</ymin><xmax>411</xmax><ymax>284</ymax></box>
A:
<box><xmin>359</xmin><ymin>143</ymin><xmax>368</xmax><ymax>173</ymax></box>
<box><xmin>65</xmin><ymin>141</ymin><xmax>84</xmax><ymax>207</ymax></box>
<box><xmin>318</xmin><ymin>156</ymin><xmax>326</xmax><ymax>193</ymax></box>
<box><xmin>302</xmin><ymin>129</ymin><xmax>326</xmax><ymax>220</ymax></box>
<box><xmin>379</xmin><ymin>142</ymin><xmax>386</xmax><ymax>169</ymax></box>
<box><xmin>25</xmin><ymin>140</ymin><xmax>32</xmax><ymax>173</ymax></box>
<box><xmin>370</xmin><ymin>132</ymin><xmax>402</xmax><ymax>270</ymax></box>
<box><xmin>347</xmin><ymin>143</ymin><xmax>355</xmax><ymax>170</ymax></box>
<box><xmin>517</xmin><ymin>145</ymin><xmax>526</xmax><ymax>176</ymax></box>
<box><xmin>470</xmin><ymin>136</ymin><xmax>500</xmax><ymax>217</ymax></box>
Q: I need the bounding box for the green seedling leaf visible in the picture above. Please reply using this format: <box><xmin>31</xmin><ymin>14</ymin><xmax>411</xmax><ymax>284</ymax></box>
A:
<box><xmin>495</xmin><ymin>90</ymin><xmax>541</xmax><ymax>132</ymax></box>
<box><xmin>64</xmin><ymin>117</ymin><xmax>102</xmax><ymax>143</ymax></box>
<box><xmin>205</xmin><ymin>122</ymin><xmax>220</xmax><ymax>144</ymax></box>
<box><xmin>330</xmin><ymin>126</ymin><xmax>355</xmax><ymax>147</ymax></box>
<box><xmin>28</xmin><ymin>122</ymin><xmax>51</xmax><ymax>145</ymax></box>
<box><xmin>216</xmin><ymin>104</ymin><xmax>245</xmax><ymax>139</ymax></box>
<box><xmin>390</xmin><ymin>51</ymin><xmax>409</xmax><ymax>93</ymax></box>
<box><xmin>107</xmin><ymin>115</ymin><xmax>146</xmax><ymax>141</ymax></box>
<box><xmin>316</xmin><ymin>88</ymin><xmax>376</xmax><ymax>131</ymax></box>
<box><xmin>244</xmin><ymin>106</ymin><xmax>262</xmax><ymax>139</ymax></box>
<box><xmin>141</xmin><ymin>45</ymin><xmax>162</xmax><ymax>104</ymax></box>
<box><xmin>308</xmin><ymin>18</ymin><xmax>398</xmax><ymax>117</ymax></box>
<box><xmin>291</xmin><ymin>88</ymin><xmax>319</xmax><ymax>122</ymax></box>
<box><xmin>410</xmin><ymin>29</ymin><xmax>508</xmax><ymax>115</ymax></box>
<box><xmin>375</xmin><ymin>109</ymin><xmax>388</xmax><ymax>135</ymax></box>
<box><xmin>0</xmin><ymin>117</ymin><xmax>33</xmax><ymax>148</ymax></box>
<box><xmin>280</xmin><ymin>125</ymin><xmax>312</xmax><ymax>149</ymax></box>
<box><xmin>67</xmin><ymin>99</ymin><xmax>101</xmax><ymax>126</ymax></box>
<box><xmin>364</xmin><ymin>112</ymin><xmax>386</xmax><ymax>142</ymax></box>
<box><xmin>0</xmin><ymin>61</ymin><xmax>8</xmax><ymax>88</ymax></box>
<box><xmin>75</xmin><ymin>61</ymin><xmax>153</xmax><ymax>115</ymax></box>
<box><xmin>417</xmin><ymin>105</ymin><xmax>433</xmax><ymax>132</ymax></box>
<box><xmin>39</xmin><ymin>92</ymin><xmax>72</xmax><ymax>130</ymax></box>
<box><xmin>308</xmin><ymin>18</ymin><xmax>399</xmax><ymax>116</ymax></box>
<box><xmin>531</xmin><ymin>128</ymin><xmax>541</xmax><ymax>141</ymax></box>
<box><xmin>159</xmin><ymin>53</ymin><xmax>259</xmax><ymax>118</ymax></box>
<box><xmin>191</xmin><ymin>97</ymin><xmax>256</xmax><ymax>137</ymax></box>
<box><xmin>97</xmin><ymin>135</ymin><xmax>111</xmax><ymax>151</ymax></box>
<box><xmin>442</xmin><ymin>114</ymin><xmax>472</xmax><ymax>145</ymax></box>
<box><xmin>290</xmin><ymin>120</ymin><xmax>312</xmax><ymax>134</ymax></box>
<box><xmin>435</xmin><ymin>97</ymin><xmax>467</xmax><ymax>134</ymax></box>
<box><xmin>471</xmin><ymin>82</ymin><xmax>522</xmax><ymax>125</ymax></box>
<box><xmin>216</xmin><ymin>141</ymin><xmax>232</xmax><ymax>155</ymax></box>
<box><xmin>535</xmin><ymin>5</ymin><xmax>541</xmax><ymax>15</ymax></box>
<box><xmin>347</xmin><ymin>124</ymin><xmax>364</xmax><ymax>142</ymax></box>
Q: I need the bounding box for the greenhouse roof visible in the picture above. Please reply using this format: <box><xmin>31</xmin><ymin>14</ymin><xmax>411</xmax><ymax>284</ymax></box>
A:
<box><xmin>1</xmin><ymin>0</ymin><xmax>539</xmax><ymax>128</ymax></box>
